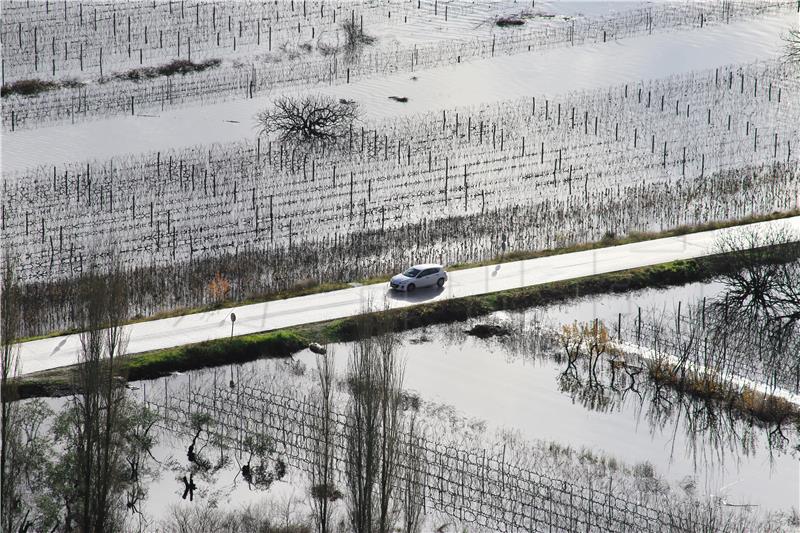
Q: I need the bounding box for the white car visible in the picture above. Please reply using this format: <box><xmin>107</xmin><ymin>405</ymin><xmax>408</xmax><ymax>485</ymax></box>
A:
<box><xmin>389</xmin><ymin>264</ymin><xmax>447</xmax><ymax>292</ymax></box>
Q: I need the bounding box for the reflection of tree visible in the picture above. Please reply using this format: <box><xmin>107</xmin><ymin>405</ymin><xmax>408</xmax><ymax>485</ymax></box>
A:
<box><xmin>344</xmin><ymin>330</ymin><xmax>404</xmax><ymax>533</ymax></box>
<box><xmin>311</xmin><ymin>352</ymin><xmax>337</xmax><ymax>533</ymax></box>
<box><xmin>171</xmin><ymin>412</ymin><xmax>228</xmax><ymax>504</ymax></box>
<box><xmin>175</xmin><ymin>409</ymin><xmax>284</xmax><ymax>504</ymax></box>
<box><xmin>557</xmin><ymin>321</ymin><xmax>618</xmax><ymax>413</ymax></box>
<box><xmin>124</xmin><ymin>406</ymin><xmax>159</xmax><ymax>516</ymax></box>
<box><xmin>235</xmin><ymin>435</ymin><xmax>284</xmax><ymax>491</ymax></box>
<box><xmin>466</xmin><ymin>309</ymin><xmax>796</xmax><ymax>475</ymax></box>
<box><xmin>710</xmin><ymin>228</ymin><xmax>800</xmax><ymax>392</ymax></box>
<box><xmin>559</xmin><ymin>366</ymin><xmax>612</xmax><ymax>413</ymax></box>
<box><xmin>0</xmin><ymin>399</ymin><xmax>53</xmax><ymax>532</ymax></box>
<box><xmin>1</xmin><ymin>255</ymin><xmax>26</xmax><ymax>532</ymax></box>
<box><xmin>555</xmin><ymin>333</ymin><xmax>790</xmax><ymax>473</ymax></box>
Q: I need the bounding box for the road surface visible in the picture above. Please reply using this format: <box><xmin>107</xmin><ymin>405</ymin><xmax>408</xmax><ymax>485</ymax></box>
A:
<box><xmin>17</xmin><ymin>216</ymin><xmax>800</xmax><ymax>375</ymax></box>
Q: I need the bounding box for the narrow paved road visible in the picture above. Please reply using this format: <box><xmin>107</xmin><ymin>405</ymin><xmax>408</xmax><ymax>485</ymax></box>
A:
<box><xmin>18</xmin><ymin>217</ymin><xmax>800</xmax><ymax>375</ymax></box>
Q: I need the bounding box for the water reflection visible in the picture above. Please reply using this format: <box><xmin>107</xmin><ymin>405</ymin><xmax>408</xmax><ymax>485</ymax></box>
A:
<box><xmin>144</xmin><ymin>409</ymin><xmax>286</xmax><ymax>516</ymax></box>
<box><xmin>136</xmin><ymin>297</ymin><xmax>799</xmax><ymax>516</ymax></box>
<box><xmin>462</xmin><ymin>310</ymin><xmax>798</xmax><ymax>475</ymax></box>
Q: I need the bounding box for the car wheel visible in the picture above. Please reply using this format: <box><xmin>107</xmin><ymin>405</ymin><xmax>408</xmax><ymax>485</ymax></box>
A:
<box><xmin>407</xmin><ymin>283</ymin><xmax>416</xmax><ymax>292</ymax></box>
<box><xmin>437</xmin><ymin>277</ymin><xmax>445</xmax><ymax>288</ymax></box>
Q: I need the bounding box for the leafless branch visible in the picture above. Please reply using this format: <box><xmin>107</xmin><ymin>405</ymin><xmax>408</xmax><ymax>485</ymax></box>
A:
<box><xmin>784</xmin><ymin>29</ymin><xmax>800</xmax><ymax>64</ymax></box>
<box><xmin>256</xmin><ymin>95</ymin><xmax>359</xmax><ymax>146</ymax></box>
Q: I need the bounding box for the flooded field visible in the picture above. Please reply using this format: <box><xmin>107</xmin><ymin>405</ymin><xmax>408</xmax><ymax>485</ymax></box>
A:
<box><xmin>4</xmin><ymin>1</ymin><xmax>799</xmax><ymax>531</ymax></box>
<box><xmin>2</xmin><ymin>10</ymin><xmax>794</xmax><ymax>171</ymax></box>
<box><xmin>106</xmin><ymin>278</ymin><xmax>796</xmax><ymax>526</ymax></box>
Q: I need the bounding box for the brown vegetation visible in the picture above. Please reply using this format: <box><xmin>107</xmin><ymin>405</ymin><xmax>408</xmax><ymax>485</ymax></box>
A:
<box><xmin>109</xmin><ymin>58</ymin><xmax>221</xmax><ymax>82</ymax></box>
<box><xmin>208</xmin><ymin>272</ymin><xmax>232</xmax><ymax>303</ymax></box>
<box><xmin>647</xmin><ymin>361</ymin><xmax>799</xmax><ymax>425</ymax></box>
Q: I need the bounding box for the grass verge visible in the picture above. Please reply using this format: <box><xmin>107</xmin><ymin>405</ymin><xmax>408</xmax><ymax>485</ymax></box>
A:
<box><xmin>16</xmin><ymin>239</ymin><xmax>800</xmax><ymax>401</ymax></box>
<box><xmin>16</xmin><ymin>210</ymin><xmax>800</xmax><ymax>344</ymax></box>
<box><xmin>16</xmin><ymin>330</ymin><xmax>308</xmax><ymax>398</ymax></box>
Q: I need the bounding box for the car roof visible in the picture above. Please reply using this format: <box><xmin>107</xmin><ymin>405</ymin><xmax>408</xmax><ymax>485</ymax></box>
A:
<box><xmin>409</xmin><ymin>263</ymin><xmax>443</xmax><ymax>270</ymax></box>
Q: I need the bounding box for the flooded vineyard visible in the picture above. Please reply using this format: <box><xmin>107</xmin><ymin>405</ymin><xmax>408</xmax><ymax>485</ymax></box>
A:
<box><xmin>3</xmin><ymin>1</ymin><xmax>799</xmax><ymax>531</ymax></box>
<box><xmin>109</xmin><ymin>277</ymin><xmax>798</xmax><ymax>529</ymax></box>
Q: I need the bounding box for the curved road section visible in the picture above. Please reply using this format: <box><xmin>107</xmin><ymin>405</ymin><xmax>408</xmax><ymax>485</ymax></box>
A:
<box><xmin>17</xmin><ymin>217</ymin><xmax>800</xmax><ymax>375</ymax></box>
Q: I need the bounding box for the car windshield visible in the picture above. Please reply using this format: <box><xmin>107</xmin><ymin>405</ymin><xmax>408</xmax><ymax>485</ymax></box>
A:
<box><xmin>402</xmin><ymin>268</ymin><xmax>421</xmax><ymax>278</ymax></box>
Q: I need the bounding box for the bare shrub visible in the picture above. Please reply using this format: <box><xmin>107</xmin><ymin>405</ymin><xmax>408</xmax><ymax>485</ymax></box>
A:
<box><xmin>341</xmin><ymin>20</ymin><xmax>376</xmax><ymax>52</ymax></box>
<box><xmin>208</xmin><ymin>272</ymin><xmax>231</xmax><ymax>303</ymax></box>
<box><xmin>496</xmin><ymin>16</ymin><xmax>526</xmax><ymax>27</ymax></box>
<box><xmin>316</xmin><ymin>31</ymin><xmax>341</xmax><ymax>56</ymax></box>
<box><xmin>161</xmin><ymin>501</ymin><xmax>311</xmax><ymax>533</ymax></box>
<box><xmin>256</xmin><ymin>95</ymin><xmax>359</xmax><ymax>145</ymax></box>
<box><xmin>1</xmin><ymin>78</ymin><xmax>59</xmax><ymax>97</ymax></box>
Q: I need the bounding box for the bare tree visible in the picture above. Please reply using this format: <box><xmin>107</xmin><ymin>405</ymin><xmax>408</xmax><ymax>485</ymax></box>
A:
<box><xmin>375</xmin><ymin>333</ymin><xmax>403</xmax><ymax>533</ymax></box>
<box><xmin>310</xmin><ymin>351</ymin><xmax>339</xmax><ymax>533</ymax></box>
<box><xmin>345</xmin><ymin>336</ymin><xmax>380</xmax><ymax>533</ymax></box>
<box><xmin>256</xmin><ymin>95</ymin><xmax>359</xmax><ymax>145</ymax></box>
<box><xmin>399</xmin><ymin>413</ymin><xmax>424</xmax><ymax>533</ymax></box>
<box><xmin>52</xmin><ymin>260</ymin><xmax>134</xmax><ymax>531</ymax></box>
<box><xmin>344</xmin><ymin>314</ymin><xmax>404</xmax><ymax>533</ymax></box>
<box><xmin>713</xmin><ymin>226</ymin><xmax>800</xmax><ymax>333</ymax></box>
<box><xmin>1</xmin><ymin>254</ymin><xmax>24</xmax><ymax>532</ymax></box>
<box><xmin>785</xmin><ymin>29</ymin><xmax>800</xmax><ymax>64</ymax></box>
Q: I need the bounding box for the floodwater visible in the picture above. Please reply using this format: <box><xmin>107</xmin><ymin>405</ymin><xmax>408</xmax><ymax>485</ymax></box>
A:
<box><xmin>293</xmin><ymin>280</ymin><xmax>798</xmax><ymax>511</ymax></box>
<box><xmin>28</xmin><ymin>277</ymin><xmax>797</xmax><ymax>527</ymax></box>
<box><xmin>8</xmin><ymin>1</ymin><xmax>798</xmax><ymax>524</ymax></box>
<box><xmin>2</xmin><ymin>10</ymin><xmax>794</xmax><ymax>173</ymax></box>
<box><xmin>119</xmin><ymin>277</ymin><xmax>797</xmax><ymax>522</ymax></box>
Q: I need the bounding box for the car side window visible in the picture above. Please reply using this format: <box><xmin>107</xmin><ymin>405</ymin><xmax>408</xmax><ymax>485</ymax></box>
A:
<box><xmin>420</xmin><ymin>268</ymin><xmax>436</xmax><ymax>277</ymax></box>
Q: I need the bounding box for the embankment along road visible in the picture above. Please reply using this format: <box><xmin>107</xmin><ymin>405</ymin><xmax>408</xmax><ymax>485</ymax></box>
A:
<box><xmin>17</xmin><ymin>216</ymin><xmax>800</xmax><ymax>375</ymax></box>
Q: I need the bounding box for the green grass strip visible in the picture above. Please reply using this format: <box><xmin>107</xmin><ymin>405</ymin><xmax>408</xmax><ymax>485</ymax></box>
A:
<box><xmin>17</xmin><ymin>240</ymin><xmax>800</xmax><ymax>400</ymax></box>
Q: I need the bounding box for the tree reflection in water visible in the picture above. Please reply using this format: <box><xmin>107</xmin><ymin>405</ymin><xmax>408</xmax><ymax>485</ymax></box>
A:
<box><xmin>453</xmin><ymin>310</ymin><xmax>797</xmax><ymax>475</ymax></box>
